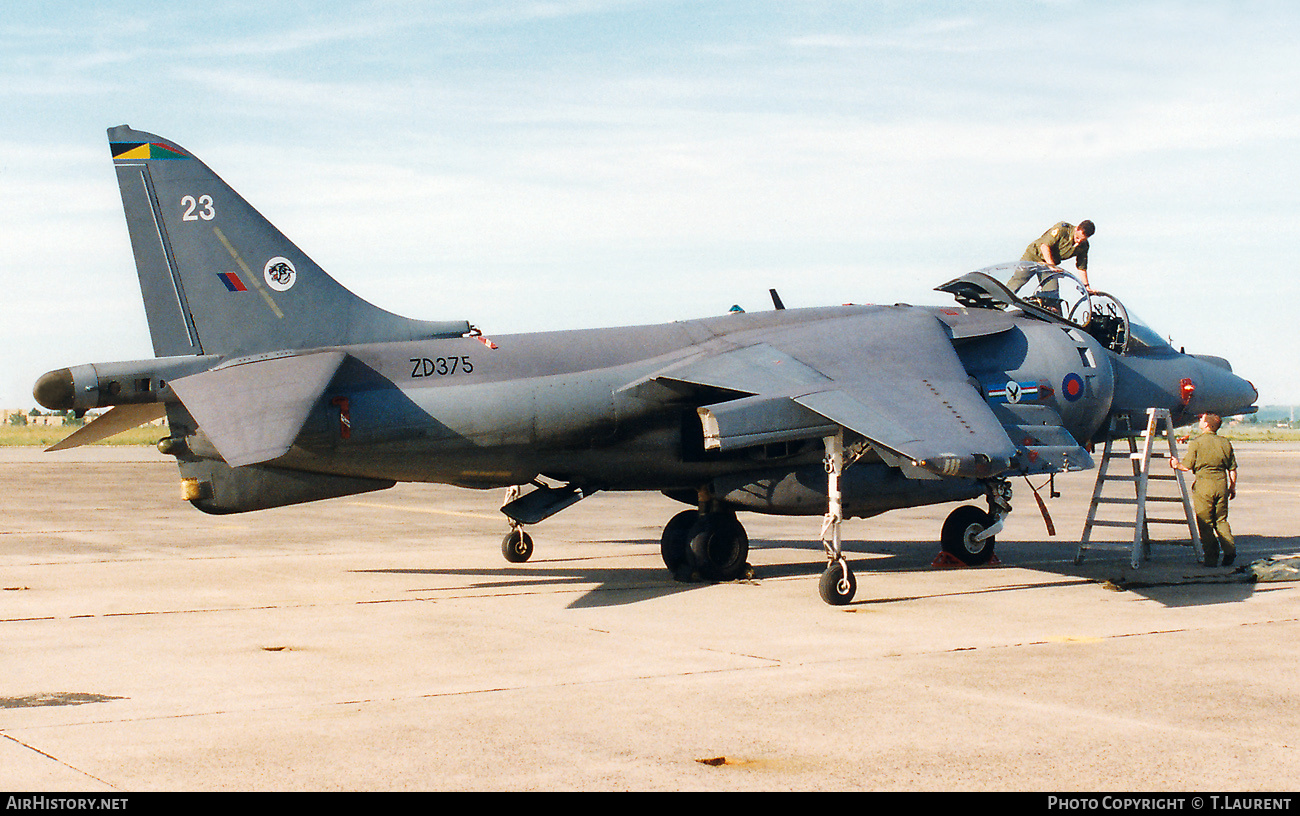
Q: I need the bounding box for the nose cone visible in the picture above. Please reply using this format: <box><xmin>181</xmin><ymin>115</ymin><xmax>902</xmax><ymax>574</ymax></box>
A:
<box><xmin>33</xmin><ymin>368</ymin><xmax>75</xmax><ymax>411</ymax></box>
<box><xmin>1111</xmin><ymin>352</ymin><xmax>1258</xmax><ymax>423</ymax></box>
<box><xmin>1188</xmin><ymin>359</ymin><xmax>1258</xmax><ymax>418</ymax></box>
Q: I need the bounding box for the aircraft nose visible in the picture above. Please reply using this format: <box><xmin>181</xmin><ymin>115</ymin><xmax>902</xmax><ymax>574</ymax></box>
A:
<box><xmin>1188</xmin><ymin>359</ymin><xmax>1258</xmax><ymax>417</ymax></box>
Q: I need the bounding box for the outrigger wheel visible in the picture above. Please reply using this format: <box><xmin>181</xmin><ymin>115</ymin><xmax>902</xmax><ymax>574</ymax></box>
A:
<box><xmin>501</xmin><ymin>528</ymin><xmax>534</xmax><ymax>563</ymax></box>
<box><xmin>819</xmin><ymin>560</ymin><xmax>856</xmax><ymax>606</ymax></box>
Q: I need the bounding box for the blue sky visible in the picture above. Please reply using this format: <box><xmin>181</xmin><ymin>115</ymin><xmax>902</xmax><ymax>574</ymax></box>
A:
<box><xmin>3</xmin><ymin>0</ymin><xmax>1298</xmax><ymax>409</ymax></box>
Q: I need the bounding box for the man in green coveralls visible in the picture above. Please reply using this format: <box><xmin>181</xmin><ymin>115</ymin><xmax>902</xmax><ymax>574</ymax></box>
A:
<box><xmin>1007</xmin><ymin>220</ymin><xmax>1095</xmax><ymax>295</ymax></box>
<box><xmin>1169</xmin><ymin>413</ymin><xmax>1238</xmax><ymax>567</ymax></box>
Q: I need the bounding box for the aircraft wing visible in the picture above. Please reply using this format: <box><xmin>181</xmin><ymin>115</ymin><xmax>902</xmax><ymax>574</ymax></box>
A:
<box><xmin>641</xmin><ymin>308</ymin><xmax>1019</xmax><ymax>479</ymax></box>
<box><xmin>169</xmin><ymin>351</ymin><xmax>346</xmax><ymax>468</ymax></box>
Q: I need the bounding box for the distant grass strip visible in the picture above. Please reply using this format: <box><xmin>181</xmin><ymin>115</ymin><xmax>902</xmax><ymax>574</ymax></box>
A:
<box><xmin>1219</xmin><ymin>426</ymin><xmax>1300</xmax><ymax>442</ymax></box>
<box><xmin>0</xmin><ymin>425</ymin><xmax>169</xmax><ymax>447</ymax></box>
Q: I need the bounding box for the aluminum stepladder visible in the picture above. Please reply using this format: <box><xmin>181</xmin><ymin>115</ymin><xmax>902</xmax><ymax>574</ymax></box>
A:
<box><xmin>1076</xmin><ymin>408</ymin><xmax>1201</xmax><ymax>569</ymax></box>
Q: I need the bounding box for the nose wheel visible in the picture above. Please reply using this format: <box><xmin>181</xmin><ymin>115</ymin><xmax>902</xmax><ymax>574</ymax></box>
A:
<box><xmin>939</xmin><ymin>480</ymin><xmax>1011</xmax><ymax>566</ymax></box>
<box><xmin>940</xmin><ymin>505</ymin><xmax>997</xmax><ymax>565</ymax></box>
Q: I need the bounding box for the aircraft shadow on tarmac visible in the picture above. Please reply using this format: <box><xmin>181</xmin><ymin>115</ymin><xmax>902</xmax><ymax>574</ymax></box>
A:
<box><xmin>358</xmin><ymin>533</ymin><xmax>1300</xmax><ymax>610</ymax></box>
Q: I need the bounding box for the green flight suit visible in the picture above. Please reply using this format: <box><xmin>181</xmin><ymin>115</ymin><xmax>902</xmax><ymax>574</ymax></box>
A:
<box><xmin>1181</xmin><ymin>430</ymin><xmax>1237</xmax><ymax>566</ymax></box>
<box><xmin>1009</xmin><ymin>222</ymin><xmax>1090</xmax><ymax>294</ymax></box>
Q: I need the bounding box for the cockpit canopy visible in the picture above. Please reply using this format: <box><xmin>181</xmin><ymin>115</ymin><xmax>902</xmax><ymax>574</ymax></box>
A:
<box><xmin>937</xmin><ymin>263</ymin><xmax>1176</xmax><ymax>357</ymax></box>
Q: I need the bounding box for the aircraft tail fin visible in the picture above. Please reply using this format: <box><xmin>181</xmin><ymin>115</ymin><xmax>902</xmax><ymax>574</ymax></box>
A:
<box><xmin>108</xmin><ymin>125</ymin><xmax>470</xmax><ymax>358</ymax></box>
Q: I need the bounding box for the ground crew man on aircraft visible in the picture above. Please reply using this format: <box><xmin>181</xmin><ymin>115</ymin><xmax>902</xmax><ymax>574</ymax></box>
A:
<box><xmin>1006</xmin><ymin>220</ymin><xmax>1095</xmax><ymax>295</ymax></box>
<box><xmin>1169</xmin><ymin>412</ymin><xmax>1238</xmax><ymax>567</ymax></box>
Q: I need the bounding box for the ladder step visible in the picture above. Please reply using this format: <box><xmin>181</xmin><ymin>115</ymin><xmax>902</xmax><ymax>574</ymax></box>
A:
<box><xmin>1086</xmin><ymin>517</ymin><xmax>1192</xmax><ymax>527</ymax></box>
<box><xmin>1093</xmin><ymin>495</ymin><xmax>1185</xmax><ymax>505</ymax></box>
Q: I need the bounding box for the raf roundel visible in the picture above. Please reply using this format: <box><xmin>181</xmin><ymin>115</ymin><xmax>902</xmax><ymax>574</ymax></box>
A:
<box><xmin>264</xmin><ymin>257</ymin><xmax>297</xmax><ymax>292</ymax></box>
<box><xmin>1062</xmin><ymin>372</ymin><xmax>1085</xmax><ymax>402</ymax></box>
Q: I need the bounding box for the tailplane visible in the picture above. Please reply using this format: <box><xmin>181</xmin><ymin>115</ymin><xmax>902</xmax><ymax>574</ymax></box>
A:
<box><xmin>108</xmin><ymin>125</ymin><xmax>469</xmax><ymax>358</ymax></box>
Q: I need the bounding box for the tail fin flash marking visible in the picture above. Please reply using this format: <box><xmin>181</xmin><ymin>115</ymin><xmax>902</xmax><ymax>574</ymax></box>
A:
<box><xmin>112</xmin><ymin>141</ymin><xmax>187</xmax><ymax>161</ymax></box>
<box><xmin>217</xmin><ymin>272</ymin><xmax>247</xmax><ymax>292</ymax></box>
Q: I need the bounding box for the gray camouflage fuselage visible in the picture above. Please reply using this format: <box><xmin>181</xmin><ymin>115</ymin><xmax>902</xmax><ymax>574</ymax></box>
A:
<box><xmin>34</xmin><ymin>126</ymin><xmax>1257</xmax><ymax>527</ymax></box>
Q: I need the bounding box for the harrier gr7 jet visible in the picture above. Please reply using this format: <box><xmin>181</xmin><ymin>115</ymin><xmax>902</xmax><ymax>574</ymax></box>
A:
<box><xmin>34</xmin><ymin>126</ymin><xmax>1258</xmax><ymax>605</ymax></box>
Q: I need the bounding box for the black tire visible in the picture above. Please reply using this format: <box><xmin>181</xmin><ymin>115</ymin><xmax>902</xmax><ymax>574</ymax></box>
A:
<box><xmin>940</xmin><ymin>505</ymin><xmax>996</xmax><ymax>565</ymax></box>
<box><xmin>501</xmin><ymin>529</ymin><xmax>534</xmax><ymax>563</ymax></box>
<box><xmin>819</xmin><ymin>561</ymin><xmax>856</xmax><ymax>606</ymax></box>
<box><xmin>660</xmin><ymin>510</ymin><xmax>699</xmax><ymax>574</ymax></box>
<box><xmin>688</xmin><ymin>513</ymin><xmax>749</xmax><ymax>581</ymax></box>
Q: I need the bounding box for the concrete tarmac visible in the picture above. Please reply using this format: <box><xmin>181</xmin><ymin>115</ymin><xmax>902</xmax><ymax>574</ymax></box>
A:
<box><xmin>2</xmin><ymin>444</ymin><xmax>1298</xmax><ymax>791</ymax></box>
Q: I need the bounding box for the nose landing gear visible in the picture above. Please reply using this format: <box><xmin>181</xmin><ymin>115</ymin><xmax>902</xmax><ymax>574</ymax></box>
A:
<box><xmin>939</xmin><ymin>479</ymin><xmax>1011</xmax><ymax>566</ymax></box>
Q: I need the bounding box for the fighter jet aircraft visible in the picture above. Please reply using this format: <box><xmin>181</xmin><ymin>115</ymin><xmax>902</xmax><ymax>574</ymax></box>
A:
<box><xmin>34</xmin><ymin>126</ymin><xmax>1258</xmax><ymax>605</ymax></box>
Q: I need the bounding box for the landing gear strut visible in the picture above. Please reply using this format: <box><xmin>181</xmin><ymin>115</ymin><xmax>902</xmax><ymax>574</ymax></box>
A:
<box><xmin>819</xmin><ymin>431</ymin><xmax>856</xmax><ymax>605</ymax></box>
<box><xmin>500</xmin><ymin>485</ymin><xmax>534</xmax><ymax>563</ymax></box>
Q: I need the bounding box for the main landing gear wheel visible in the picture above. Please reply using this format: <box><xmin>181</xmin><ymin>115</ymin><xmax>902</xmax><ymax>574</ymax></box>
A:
<box><xmin>660</xmin><ymin>509</ymin><xmax>699</xmax><ymax>579</ymax></box>
<box><xmin>660</xmin><ymin>509</ymin><xmax>750</xmax><ymax>582</ymax></box>
<box><xmin>688</xmin><ymin>512</ymin><xmax>749</xmax><ymax>581</ymax></box>
<box><xmin>940</xmin><ymin>505</ymin><xmax>996</xmax><ymax>566</ymax></box>
<box><xmin>819</xmin><ymin>560</ymin><xmax>856</xmax><ymax>605</ymax></box>
<box><xmin>501</xmin><ymin>529</ymin><xmax>534</xmax><ymax>563</ymax></box>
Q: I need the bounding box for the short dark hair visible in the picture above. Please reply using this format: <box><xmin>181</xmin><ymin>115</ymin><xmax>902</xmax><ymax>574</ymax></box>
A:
<box><xmin>1078</xmin><ymin>220</ymin><xmax>1095</xmax><ymax>237</ymax></box>
<box><xmin>1202</xmin><ymin>413</ymin><xmax>1222</xmax><ymax>432</ymax></box>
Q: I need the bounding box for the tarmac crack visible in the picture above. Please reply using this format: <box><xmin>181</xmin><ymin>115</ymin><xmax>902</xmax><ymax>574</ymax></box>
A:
<box><xmin>0</xmin><ymin>732</ymin><xmax>121</xmax><ymax>790</ymax></box>
<box><xmin>927</xmin><ymin>683</ymin><xmax>1299</xmax><ymax>753</ymax></box>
